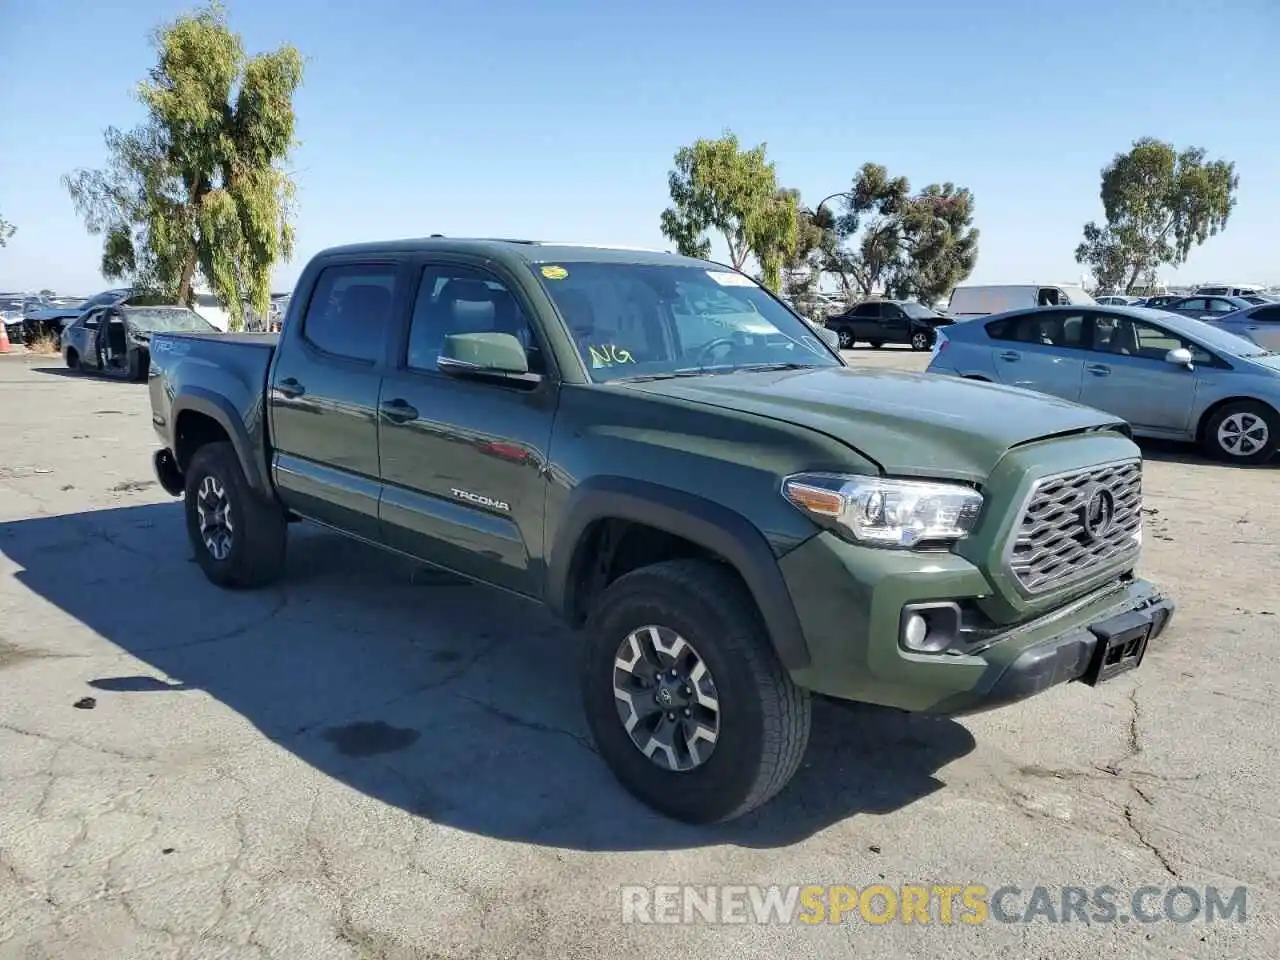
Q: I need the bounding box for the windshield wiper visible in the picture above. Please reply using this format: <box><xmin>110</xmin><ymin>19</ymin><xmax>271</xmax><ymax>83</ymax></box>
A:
<box><xmin>731</xmin><ymin>362</ymin><xmax>819</xmax><ymax>372</ymax></box>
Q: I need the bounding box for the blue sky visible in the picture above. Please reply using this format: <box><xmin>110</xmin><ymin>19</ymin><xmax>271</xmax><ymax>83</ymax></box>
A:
<box><xmin>2</xmin><ymin>0</ymin><xmax>1277</xmax><ymax>296</ymax></box>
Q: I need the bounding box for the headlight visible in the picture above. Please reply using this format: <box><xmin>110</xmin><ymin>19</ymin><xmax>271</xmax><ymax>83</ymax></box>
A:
<box><xmin>782</xmin><ymin>472</ymin><xmax>983</xmax><ymax>547</ymax></box>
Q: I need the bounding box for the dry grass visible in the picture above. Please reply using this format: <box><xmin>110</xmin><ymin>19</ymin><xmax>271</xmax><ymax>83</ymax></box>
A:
<box><xmin>24</xmin><ymin>330</ymin><xmax>62</xmax><ymax>356</ymax></box>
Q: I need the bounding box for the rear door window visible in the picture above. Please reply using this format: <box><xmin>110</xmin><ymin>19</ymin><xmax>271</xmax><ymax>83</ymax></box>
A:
<box><xmin>301</xmin><ymin>263</ymin><xmax>398</xmax><ymax>362</ymax></box>
<box><xmin>988</xmin><ymin>313</ymin><xmax>1086</xmax><ymax>347</ymax></box>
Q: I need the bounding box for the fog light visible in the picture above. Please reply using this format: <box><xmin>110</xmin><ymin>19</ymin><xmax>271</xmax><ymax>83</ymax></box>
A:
<box><xmin>898</xmin><ymin>602</ymin><xmax>962</xmax><ymax>654</ymax></box>
<box><xmin>903</xmin><ymin>613</ymin><xmax>929</xmax><ymax>650</ymax></box>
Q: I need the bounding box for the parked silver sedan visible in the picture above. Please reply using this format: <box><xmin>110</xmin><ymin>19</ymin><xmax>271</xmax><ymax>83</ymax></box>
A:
<box><xmin>927</xmin><ymin>305</ymin><xmax>1280</xmax><ymax>464</ymax></box>
<box><xmin>1202</xmin><ymin>300</ymin><xmax>1280</xmax><ymax>353</ymax></box>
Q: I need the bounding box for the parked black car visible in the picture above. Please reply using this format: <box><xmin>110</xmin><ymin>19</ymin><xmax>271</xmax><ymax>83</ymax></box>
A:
<box><xmin>826</xmin><ymin>299</ymin><xmax>953</xmax><ymax>350</ymax></box>
<box><xmin>62</xmin><ymin>303</ymin><xmax>218</xmax><ymax>380</ymax></box>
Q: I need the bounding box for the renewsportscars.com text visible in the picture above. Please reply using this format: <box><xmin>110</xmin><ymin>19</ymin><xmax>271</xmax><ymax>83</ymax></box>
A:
<box><xmin>620</xmin><ymin>884</ymin><xmax>1248</xmax><ymax>925</ymax></box>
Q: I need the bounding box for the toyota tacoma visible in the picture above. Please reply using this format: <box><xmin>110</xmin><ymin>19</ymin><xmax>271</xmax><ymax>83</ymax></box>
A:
<box><xmin>145</xmin><ymin>238</ymin><xmax>1175</xmax><ymax>823</ymax></box>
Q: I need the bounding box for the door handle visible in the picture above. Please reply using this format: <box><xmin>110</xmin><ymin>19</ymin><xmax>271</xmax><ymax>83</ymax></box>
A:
<box><xmin>380</xmin><ymin>398</ymin><xmax>419</xmax><ymax>423</ymax></box>
<box><xmin>276</xmin><ymin>377</ymin><xmax>305</xmax><ymax>399</ymax></box>
<box><xmin>1085</xmin><ymin>363</ymin><xmax>1111</xmax><ymax>376</ymax></box>
<box><xmin>998</xmin><ymin>350</ymin><xmax>1020</xmax><ymax>361</ymax></box>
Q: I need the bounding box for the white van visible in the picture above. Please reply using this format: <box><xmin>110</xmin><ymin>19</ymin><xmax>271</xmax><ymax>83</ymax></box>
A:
<box><xmin>946</xmin><ymin>283</ymin><xmax>1095</xmax><ymax>318</ymax></box>
<box><xmin>1193</xmin><ymin>282</ymin><xmax>1263</xmax><ymax>298</ymax></box>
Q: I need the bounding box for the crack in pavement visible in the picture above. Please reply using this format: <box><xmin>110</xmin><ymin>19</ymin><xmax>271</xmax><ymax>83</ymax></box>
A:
<box><xmin>455</xmin><ymin>694</ymin><xmax>597</xmax><ymax>755</ymax></box>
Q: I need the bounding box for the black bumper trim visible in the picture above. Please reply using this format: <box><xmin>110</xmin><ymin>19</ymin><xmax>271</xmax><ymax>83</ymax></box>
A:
<box><xmin>939</xmin><ymin>593</ymin><xmax>1175</xmax><ymax>716</ymax></box>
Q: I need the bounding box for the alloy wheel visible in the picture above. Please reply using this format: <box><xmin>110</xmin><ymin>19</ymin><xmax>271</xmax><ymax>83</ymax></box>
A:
<box><xmin>195</xmin><ymin>475</ymin><xmax>234</xmax><ymax>560</ymax></box>
<box><xmin>1217</xmin><ymin>412</ymin><xmax>1269</xmax><ymax>457</ymax></box>
<box><xmin>912</xmin><ymin>331</ymin><xmax>929</xmax><ymax>350</ymax></box>
<box><xmin>613</xmin><ymin>625</ymin><xmax>720</xmax><ymax>772</ymax></box>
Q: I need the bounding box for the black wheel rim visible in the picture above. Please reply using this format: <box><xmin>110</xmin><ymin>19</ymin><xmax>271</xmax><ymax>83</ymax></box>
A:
<box><xmin>612</xmin><ymin>625</ymin><xmax>720</xmax><ymax>772</ymax></box>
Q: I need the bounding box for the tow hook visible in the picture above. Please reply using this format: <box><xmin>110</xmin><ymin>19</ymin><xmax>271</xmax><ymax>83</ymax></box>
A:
<box><xmin>153</xmin><ymin>448</ymin><xmax>185</xmax><ymax>497</ymax></box>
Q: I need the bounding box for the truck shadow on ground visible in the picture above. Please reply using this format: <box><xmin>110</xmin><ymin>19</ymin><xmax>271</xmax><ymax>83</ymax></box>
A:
<box><xmin>28</xmin><ymin>365</ymin><xmax>139</xmax><ymax>383</ymax></box>
<box><xmin>0</xmin><ymin>502</ymin><xmax>975</xmax><ymax>851</ymax></box>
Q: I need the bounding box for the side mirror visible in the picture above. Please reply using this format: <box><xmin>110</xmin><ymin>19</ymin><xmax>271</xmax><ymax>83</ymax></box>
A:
<box><xmin>1165</xmin><ymin>347</ymin><xmax>1194</xmax><ymax>368</ymax></box>
<box><xmin>439</xmin><ymin>332</ymin><xmax>531</xmax><ymax>377</ymax></box>
<box><xmin>817</xmin><ymin>326</ymin><xmax>841</xmax><ymax>351</ymax></box>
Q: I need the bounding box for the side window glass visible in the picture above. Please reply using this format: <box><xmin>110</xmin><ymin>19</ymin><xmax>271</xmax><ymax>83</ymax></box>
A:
<box><xmin>1255</xmin><ymin>307</ymin><xmax>1280</xmax><ymax>324</ymax></box>
<box><xmin>1004</xmin><ymin>314</ymin><xmax>1071</xmax><ymax>346</ymax></box>
<box><xmin>405</xmin><ymin>267</ymin><xmax>542</xmax><ymax>374</ymax></box>
<box><xmin>302</xmin><ymin>264</ymin><xmax>397</xmax><ymax>362</ymax></box>
<box><xmin>1177</xmin><ymin>299</ymin><xmax>1206</xmax><ymax>312</ymax></box>
<box><xmin>855</xmin><ymin>302</ymin><xmax>880</xmax><ymax>319</ymax></box>
<box><xmin>1209</xmin><ymin>299</ymin><xmax>1237</xmax><ymax>313</ymax></box>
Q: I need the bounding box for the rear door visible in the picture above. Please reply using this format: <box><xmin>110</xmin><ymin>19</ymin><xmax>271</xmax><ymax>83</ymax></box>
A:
<box><xmin>268</xmin><ymin>258</ymin><xmax>407</xmax><ymax>540</ymax></box>
<box><xmin>376</xmin><ymin>257</ymin><xmax>556</xmax><ymax>596</ymax></box>
<box><xmin>850</xmin><ymin>301</ymin><xmax>881</xmax><ymax>340</ymax></box>
<box><xmin>984</xmin><ymin>311</ymin><xmax>1088</xmax><ymax>401</ymax></box>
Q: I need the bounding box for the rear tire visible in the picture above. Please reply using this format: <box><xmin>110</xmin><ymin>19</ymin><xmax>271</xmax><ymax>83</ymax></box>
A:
<box><xmin>1201</xmin><ymin>400</ymin><xmax>1278</xmax><ymax>464</ymax></box>
<box><xmin>183</xmin><ymin>441</ymin><xmax>288</xmax><ymax>588</ymax></box>
<box><xmin>836</xmin><ymin>328</ymin><xmax>853</xmax><ymax>349</ymax></box>
<box><xmin>581</xmin><ymin>558</ymin><xmax>811</xmax><ymax>824</ymax></box>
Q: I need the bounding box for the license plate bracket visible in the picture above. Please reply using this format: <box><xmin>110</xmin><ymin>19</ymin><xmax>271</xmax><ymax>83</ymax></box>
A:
<box><xmin>1083</xmin><ymin>612</ymin><xmax>1152</xmax><ymax>686</ymax></box>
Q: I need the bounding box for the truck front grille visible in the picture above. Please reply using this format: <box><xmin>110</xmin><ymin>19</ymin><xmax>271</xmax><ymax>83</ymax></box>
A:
<box><xmin>1006</xmin><ymin>459</ymin><xmax>1142</xmax><ymax>595</ymax></box>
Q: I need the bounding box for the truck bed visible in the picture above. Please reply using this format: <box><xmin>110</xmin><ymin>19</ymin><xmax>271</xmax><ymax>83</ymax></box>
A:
<box><xmin>148</xmin><ymin>331</ymin><xmax>279</xmax><ymax>462</ymax></box>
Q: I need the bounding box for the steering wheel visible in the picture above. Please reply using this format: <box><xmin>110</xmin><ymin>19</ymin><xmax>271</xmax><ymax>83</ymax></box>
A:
<box><xmin>695</xmin><ymin>337</ymin><xmax>737</xmax><ymax>367</ymax></box>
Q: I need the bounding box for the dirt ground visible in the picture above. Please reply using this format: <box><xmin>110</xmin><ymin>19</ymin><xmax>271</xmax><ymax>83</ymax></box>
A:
<box><xmin>1</xmin><ymin>348</ymin><xmax>1276</xmax><ymax>959</ymax></box>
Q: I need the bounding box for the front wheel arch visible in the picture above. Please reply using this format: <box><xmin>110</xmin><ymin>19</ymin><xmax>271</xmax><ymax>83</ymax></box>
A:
<box><xmin>547</xmin><ymin>478</ymin><xmax>811</xmax><ymax>671</ymax></box>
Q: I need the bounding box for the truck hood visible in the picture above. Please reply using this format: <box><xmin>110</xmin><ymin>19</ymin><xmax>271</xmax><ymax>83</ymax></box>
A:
<box><xmin>619</xmin><ymin>366</ymin><xmax>1126</xmax><ymax>483</ymax></box>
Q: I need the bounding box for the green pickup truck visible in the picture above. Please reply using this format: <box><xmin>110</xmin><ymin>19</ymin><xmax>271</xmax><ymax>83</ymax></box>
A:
<box><xmin>147</xmin><ymin>238</ymin><xmax>1174</xmax><ymax>823</ymax></box>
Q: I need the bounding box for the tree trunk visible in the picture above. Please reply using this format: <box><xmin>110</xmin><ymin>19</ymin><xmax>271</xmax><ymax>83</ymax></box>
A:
<box><xmin>1122</xmin><ymin>261</ymin><xmax>1144</xmax><ymax>296</ymax></box>
<box><xmin>176</xmin><ymin>251</ymin><xmax>199</xmax><ymax>306</ymax></box>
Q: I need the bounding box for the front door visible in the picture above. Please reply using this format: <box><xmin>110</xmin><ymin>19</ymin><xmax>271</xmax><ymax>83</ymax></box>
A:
<box><xmin>268</xmin><ymin>259</ymin><xmax>404</xmax><ymax>540</ymax></box>
<box><xmin>1077</xmin><ymin>313</ymin><xmax>1199</xmax><ymax>434</ymax></box>
<box><xmin>377</xmin><ymin>259</ymin><xmax>556</xmax><ymax>596</ymax></box>
<box><xmin>881</xmin><ymin>303</ymin><xmax>909</xmax><ymax>341</ymax></box>
<box><xmin>987</xmin><ymin>311</ymin><xmax>1087</xmax><ymax>401</ymax></box>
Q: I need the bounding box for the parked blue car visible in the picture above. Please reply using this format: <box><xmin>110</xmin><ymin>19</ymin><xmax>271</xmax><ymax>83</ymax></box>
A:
<box><xmin>927</xmin><ymin>305</ymin><xmax>1280</xmax><ymax>464</ymax></box>
<box><xmin>1201</xmin><ymin>300</ymin><xmax>1280</xmax><ymax>354</ymax></box>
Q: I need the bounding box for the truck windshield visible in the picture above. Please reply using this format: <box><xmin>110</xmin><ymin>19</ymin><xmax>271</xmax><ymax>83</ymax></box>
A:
<box><xmin>531</xmin><ymin>261</ymin><xmax>841</xmax><ymax>382</ymax></box>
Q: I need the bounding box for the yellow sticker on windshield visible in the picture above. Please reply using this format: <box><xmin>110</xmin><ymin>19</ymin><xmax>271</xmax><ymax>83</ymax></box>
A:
<box><xmin>541</xmin><ymin>265</ymin><xmax>569</xmax><ymax>280</ymax></box>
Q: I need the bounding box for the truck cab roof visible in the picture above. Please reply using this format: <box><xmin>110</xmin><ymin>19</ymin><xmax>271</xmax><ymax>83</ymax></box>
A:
<box><xmin>315</xmin><ymin>237</ymin><xmax>695</xmax><ymax>269</ymax></box>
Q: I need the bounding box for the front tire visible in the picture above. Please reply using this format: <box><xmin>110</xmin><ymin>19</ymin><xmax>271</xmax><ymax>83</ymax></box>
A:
<box><xmin>910</xmin><ymin>329</ymin><xmax>931</xmax><ymax>351</ymax></box>
<box><xmin>581</xmin><ymin>558</ymin><xmax>811</xmax><ymax>824</ymax></box>
<box><xmin>183</xmin><ymin>441</ymin><xmax>288</xmax><ymax>588</ymax></box>
<box><xmin>1201</xmin><ymin>400</ymin><xmax>1278</xmax><ymax>464</ymax></box>
<box><xmin>64</xmin><ymin>348</ymin><xmax>79</xmax><ymax>371</ymax></box>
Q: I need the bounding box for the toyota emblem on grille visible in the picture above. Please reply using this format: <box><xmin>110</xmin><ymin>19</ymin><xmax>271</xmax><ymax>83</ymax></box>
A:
<box><xmin>1080</xmin><ymin>486</ymin><xmax>1115</xmax><ymax>542</ymax></box>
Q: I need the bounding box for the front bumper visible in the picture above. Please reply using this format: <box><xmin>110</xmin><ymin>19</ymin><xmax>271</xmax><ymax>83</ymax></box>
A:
<box><xmin>778</xmin><ymin>531</ymin><xmax>1174</xmax><ymax>716</ymax></box>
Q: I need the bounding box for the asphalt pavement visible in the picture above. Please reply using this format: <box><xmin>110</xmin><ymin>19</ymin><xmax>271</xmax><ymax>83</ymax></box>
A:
<box><xmin>0</xmin><ymin>348</ymin><xmax>1276</xmax><ymax>959</ymax></box>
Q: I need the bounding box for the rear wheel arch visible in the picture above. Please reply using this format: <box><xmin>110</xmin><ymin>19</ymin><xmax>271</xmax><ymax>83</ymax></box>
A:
<box><xmin>546</xmin><ymin>478</ymin><xmax>811</xmax><ymax>671</ymax></box>
<box><xmin>172</xmin><ymin>392</ymin><xmax>269</xmax><ymax>493</ymax></box>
